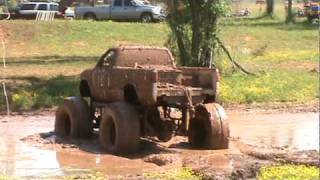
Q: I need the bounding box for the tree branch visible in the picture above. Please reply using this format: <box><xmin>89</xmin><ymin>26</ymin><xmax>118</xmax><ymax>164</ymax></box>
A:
<box><xmin>216</xmin><ymin>37</ymin><xmax>256</xmax><ymax>76</ymax></box>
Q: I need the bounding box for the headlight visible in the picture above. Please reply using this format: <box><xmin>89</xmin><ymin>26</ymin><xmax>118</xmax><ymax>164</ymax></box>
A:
<box><xmin>152</xmin><ymin>7</ymin><xmax>161</xmax><ymax>15</ymax></box>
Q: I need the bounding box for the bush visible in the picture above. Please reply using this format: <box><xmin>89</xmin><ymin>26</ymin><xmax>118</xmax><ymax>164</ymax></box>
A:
<box><xmin>11</xmin><ymin>91</ymin><xmax>34</xmax><ymax>110</ymax></box>
<box><xmin>259</xmin><ymin>165</ymin><xmax>319</xmax><ymax>180</ymax></box>
<box><xmin>144</xmin><ymin>168</ymin><xmax>202</xmax><ymax>180</ymax></box>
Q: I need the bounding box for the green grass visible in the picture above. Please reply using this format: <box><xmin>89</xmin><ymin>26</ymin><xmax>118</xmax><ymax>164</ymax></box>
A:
<box><xmin>0</xmin><ymin>174</ymin><xmax>11</xmax><ymax>180</ymax></box>
<box><xmin>63</xmin><ymin>171</ymin><xmax>106</xmax><ymax>180</ymax></box>
<box><xmin>144</xmin><ymin>168</ymin><xmax>202</xmax><ymax>180</ymax></box>
<box><xmin>0</xmin><ymin>12</ymin><xmax>318</xmax><ymax>110</ymax></box>
<box><xmin>258</xmin><ymin>165</ymin><xmax>320</xmax><ymax>180</ymax></box>
<box><xmin>219</xmin><ymin>70</ymin><xmax>318</xmax><ymax>103</ymax></box>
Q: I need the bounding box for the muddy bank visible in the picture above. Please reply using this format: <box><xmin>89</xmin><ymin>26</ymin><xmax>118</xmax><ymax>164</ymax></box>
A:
<box><xmin>0</xmin><ymin>109</ymin><xmax>319</xmax><ymax>179</ymax></box>
<box><xmin>224</xmin><ymin>100</ymin><xmax>319</xmax><ymax>113</ymax></box>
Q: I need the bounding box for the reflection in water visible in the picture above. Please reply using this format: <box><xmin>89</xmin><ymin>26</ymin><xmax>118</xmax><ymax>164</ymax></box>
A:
<box><xmin>55</xmin><ymin>150</ymin><xmax>157</xmax><ymax>176</ymax></box>
<box><xmin>228</xmin><ymin>112</ymin><xmax>319</xmax><ymax>150</ymax></box>
<box><xmin>0</xmin><ymin>116</ymin><xmax>62</xmax><ymax>177</ymax></box>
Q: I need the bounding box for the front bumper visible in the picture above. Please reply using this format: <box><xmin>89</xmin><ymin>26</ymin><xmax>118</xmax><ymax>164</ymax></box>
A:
<box><xmin>153</xmin><ymin>13</ymin><xmax>166</xmax><ymax>21</ymax></box>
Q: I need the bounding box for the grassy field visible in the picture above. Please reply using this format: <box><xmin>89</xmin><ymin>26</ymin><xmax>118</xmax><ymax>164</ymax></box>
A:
<box><xmin>0</xmin><ymin>13</ymin><xmax>318</xmax><ymax>110</ymax></box>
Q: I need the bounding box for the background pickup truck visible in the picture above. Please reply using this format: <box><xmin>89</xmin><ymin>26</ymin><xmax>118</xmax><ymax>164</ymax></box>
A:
<box><xmin>55</xmin><ymin>46</ymin><xmax>229</xmax><ymax>154</ymax></box>
<box><xmin>10</xmin><ymin>2</ymin><xmax>62</xmax><ymax>19</ymax></box>
<box><xmin>75</xmin><ymin>0</ymin><xmax>165</xmax><ymax>22</ymax></box>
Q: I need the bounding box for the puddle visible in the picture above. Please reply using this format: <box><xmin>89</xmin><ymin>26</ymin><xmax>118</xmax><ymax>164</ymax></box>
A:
<box><xmin>0</xmin><ymin>115</ymin><xmax>158</xmax><ymax>178</ymax></box>
<box><xmin>0</xmin><ymin>111</ymin><xmax>318</xmax><ymax>178</ymax></box>
<box><xmin>228</xmin><ymin>111</ymin><xmax>319</xmax><ymax>150</ymax></box>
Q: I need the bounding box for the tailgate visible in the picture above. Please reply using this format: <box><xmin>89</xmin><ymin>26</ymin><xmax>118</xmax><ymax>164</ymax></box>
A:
<box><xmin>177</xmin><ymin>67</ymin><xmax>218</xmax><ymax>90</ymax></box>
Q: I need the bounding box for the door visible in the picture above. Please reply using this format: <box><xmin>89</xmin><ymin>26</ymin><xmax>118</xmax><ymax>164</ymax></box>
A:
<box><xmin>19</xmin><ymin>3</ymin><xmax>37</xmax><ymax>19</ymax></box>
<box><xmin>91</xmin><ymin>50</ymin><xmax>115</xmax><ymax>101</ymax></box>
<box><xmin>110</xmin><ymin>0</ymin><xmax>123</xmax><ymax>20</ymax></box>
<box><xmin>122</xmin><ymin>0</ymin><xmax>139</xmax><ymax>19</ymax></box>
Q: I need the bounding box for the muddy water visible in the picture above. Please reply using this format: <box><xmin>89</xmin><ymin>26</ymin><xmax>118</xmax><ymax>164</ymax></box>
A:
<box><xmin>0</xmin><ymin>110</ymin><xmax>318</xmax><ymax>178</ymax></box>
<box><xmin>0</xmin><ymin>115</ymin><xmax>158</xmax><ymax>178</ymax></box>
<box><xmin>228</xmin><ymin>111</ymin><xmax>319</xmax><ymax>150</ymax></box>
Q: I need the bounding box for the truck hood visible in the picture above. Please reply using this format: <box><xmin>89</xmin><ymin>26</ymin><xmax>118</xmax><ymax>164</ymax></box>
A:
<box><xmin>138</xmin><ymin>5</ymin><xmax>163</xmax><ymax>14</ymax></box>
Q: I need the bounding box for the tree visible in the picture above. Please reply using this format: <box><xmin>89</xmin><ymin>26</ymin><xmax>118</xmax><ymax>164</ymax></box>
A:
<box><xmin>166</xmin><ymin>0</ymin><xmax>254</xmax><ymax>75</ymax></box>
<box><xmin>266</xmin><ymin>0</ymin><xmax>274</xmax><ymax>16</ymax></box>
<box><xmin>285</xmin><ymin>0</ymin><xmax>294</xmax><ymax>23</ymax></box>
<box><xmin>166</xmin><ymin>0</ymin><xmax>227</xmax><ymax>67</ymax></box>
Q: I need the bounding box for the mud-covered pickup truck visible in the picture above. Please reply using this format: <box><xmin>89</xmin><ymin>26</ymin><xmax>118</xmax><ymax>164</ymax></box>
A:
<box><xmin>75</xmin><ymin>0</ymin><xmax>165</xmax><ymax>22</ymax></box>
<box><xmin>55</xmin><ymin>46</ymin><xmax>229</xmax><ymax>154</ymax></box>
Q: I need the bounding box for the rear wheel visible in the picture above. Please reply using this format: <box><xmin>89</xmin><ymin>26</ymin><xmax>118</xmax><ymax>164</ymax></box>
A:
<box><xmin>84</xmin><ymin>13</ymin><xmax>96</xmax><ymax>20</ymax></box>
<box><xmin>99</xmin><ymin>102</ymin><xmax>140</xmax><ymax>154</ymax></box>
<box><xmin>55</xmin><ymin>97</ymin><xmax>92</xmax><ymax>138</ymax></box>
<box><xmin>188</xmin><ymin>103</ymin><xmax>229</xmax><ymax>149</ymax></box>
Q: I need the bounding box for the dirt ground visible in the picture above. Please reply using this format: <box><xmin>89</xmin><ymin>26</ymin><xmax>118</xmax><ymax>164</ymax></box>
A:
<box><xmin>0</xmin><ymin>106</ymin><xmax>319</xmax><ymax>179</ymax></box>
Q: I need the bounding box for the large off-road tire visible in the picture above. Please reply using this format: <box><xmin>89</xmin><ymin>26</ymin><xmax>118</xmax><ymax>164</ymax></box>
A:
<box><xmin>188</xmin><ymin>103</ymin><xmax>229</xmax><ymax>149</ymax></box>
<box><xmin>99</xmin><ymin>102</ymin><xmax>140</xmax><ymax>154</ymax></box>
<box><xmin>55</xmin><ymin>97</ymin><xmax>92</xmax><ymax>138</ymax></box>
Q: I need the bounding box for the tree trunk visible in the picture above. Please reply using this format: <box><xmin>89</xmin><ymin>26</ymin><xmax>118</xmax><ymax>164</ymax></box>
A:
<box><xmin>189</xmin><ymin>0</ymin><xmax>202</xmax><ymax>66</ymax></box>
<box><xmin>285</xmin><ymin>0</ymin><xmax>294</xmax><ymax>23</ymax></box>
<box><xmin>166</xmin><ymin>0</ymin><xmax>191</xmax><ymax>66</ymax></box>
<box><xmin>266</xmin><ymin>0</ymin><xmax>274</xmax><ymax>16</ymax></box>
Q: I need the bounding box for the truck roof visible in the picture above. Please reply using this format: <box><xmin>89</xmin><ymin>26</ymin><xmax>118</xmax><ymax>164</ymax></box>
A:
<box><xmin>110</xmin><ymin>46</ymin><xmax>175</xmax><ymax>67</ymax></box>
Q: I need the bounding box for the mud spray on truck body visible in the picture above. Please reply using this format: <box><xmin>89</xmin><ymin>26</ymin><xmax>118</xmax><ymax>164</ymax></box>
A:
<box><xmin>55</xmin><ymin>46</ymin><xmax>230</xmax><ymax>154</ymax></box>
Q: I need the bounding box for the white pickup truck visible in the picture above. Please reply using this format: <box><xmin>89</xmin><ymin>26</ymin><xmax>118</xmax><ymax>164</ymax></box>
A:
<box><xmin>75</xmin><ymin>0</ymin><xmax>165</xmax><ymax>22</ymax></box>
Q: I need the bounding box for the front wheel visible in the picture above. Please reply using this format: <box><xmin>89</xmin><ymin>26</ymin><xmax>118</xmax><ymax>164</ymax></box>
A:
<box><xmin>188</xmin><ymin>103</ymin><xmax>229</xmax><ymax>149</ymax></box>
<box><xmin>55</xmin><ymin>97</ymin><xmax>92</xmax><ymax>138</ymax></box>
<box><xmin>140</xmin><ymin>13</ymin><xmax>153</xmax><ymax>23</ymax></box>
<box><xmin>99</xmin><ymin>102</ymin><xmax>140</xmax><ymax>154</ymax></box>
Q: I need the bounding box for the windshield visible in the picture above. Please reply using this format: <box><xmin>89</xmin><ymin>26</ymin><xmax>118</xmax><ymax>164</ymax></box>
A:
<box><xmin>133</xmin><ymin>0</ymin><xmax>150</xmax><ymax>6</ymax></box>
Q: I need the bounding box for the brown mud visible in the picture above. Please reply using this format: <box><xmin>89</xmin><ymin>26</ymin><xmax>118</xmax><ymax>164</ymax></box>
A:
<box><xmin>0</xmin><ymin>108</ymin><xmax>319</xmax><ymax>179</ymax></box>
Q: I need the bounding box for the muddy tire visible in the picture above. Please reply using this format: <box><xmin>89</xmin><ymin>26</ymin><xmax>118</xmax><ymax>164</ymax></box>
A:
<box><xmin>99</xmin><ymin>102</ymin><xmax>140</xmax><ymax>154</ymax></box>
<box><xmin>188</xmin><ymin>103</ymin><xmax>229</xmax><ymax>149</ymax></box>
<box><xmin>55</xmin><ymin>97</ymin><xmax>92</xmax><ymax>138</ymax></box>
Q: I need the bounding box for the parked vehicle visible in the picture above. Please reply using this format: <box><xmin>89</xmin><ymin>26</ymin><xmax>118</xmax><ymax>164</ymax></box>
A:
<box><xmin>54</xmin><ymin>46</ymin><xmax>230</xmax><ymax>154</ymax></box>
<box><xmin>10</xmin><ymin>2</ymin><xmax>63</xmax><ymax>19</ymax></box>
<box><xmin>64</xmin><ymin>7</ymin><xmax>75</xmax><ymax>19</ymax></box>
<box><xmin>304</xmin><ymin>1</ymin><xmax>320</xmax><ymax>21</ymax></box>
<box><xmin>75</xmin><ymin>0</ymin><xmax>166</xmax><ymax>22</ymax></box>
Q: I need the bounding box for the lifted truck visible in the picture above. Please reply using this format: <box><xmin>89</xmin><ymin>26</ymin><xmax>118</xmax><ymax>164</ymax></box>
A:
<box><xmin>55</xmin><ymin>46</ymin><xmax>229</xmax><ymax>154</ymax></box>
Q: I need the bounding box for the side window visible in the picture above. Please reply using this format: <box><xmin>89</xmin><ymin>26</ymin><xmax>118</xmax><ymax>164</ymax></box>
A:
<box><xmin>124</xmin><ymin>0</ymin><xmax>132</xmax><ymax>6</ymax></box>
<box><xmin>20</xmin><ymin>4</ymin><xmax>36</xmax><ymax>10</ymax></box>
<box><xmin>37</xmin><ymin>4</ymin><xmax>47</xmax><ymax>10</ymax></box>
<box><xmin>114</xmin><ymin>0</ymin><xmax>122</xmax><ymax>6</ymax></box>
<box><xmin>50</xmin><ymin>4</ymin><xmax>59</xmax><ymax>11</ymax></box>
<box><xmin>102</xmin><ymin>51</ymin><xmax>115</xmax><ymax>67</ymax></box>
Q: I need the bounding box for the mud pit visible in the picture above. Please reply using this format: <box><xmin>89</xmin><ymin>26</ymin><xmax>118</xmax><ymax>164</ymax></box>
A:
<box><xmin>0</xmin><ymin>108</ymin><xmax>318</xmax><ymax>179</ymax></box>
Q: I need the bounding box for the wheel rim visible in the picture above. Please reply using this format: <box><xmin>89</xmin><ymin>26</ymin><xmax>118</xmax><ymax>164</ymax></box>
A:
<box><xmin>64</xmin><ymin>115</ymin><xmax>71</xmax><ymax>136</ymax></box>
<box><xmin>100</xmin><ymin>116</ymin><xmax>117</xmax><ymax>150</ymax></box>
<box><xmin>108</xmin><ymin>120</ymin><xmax>116</xmax><ymax>146</ymax></box>
<box><xmin>55</xmin><ymin>110</ymin><xmax>71</xmax><ymax>137</ymax></box>
<box><xmin>142</xmin><ymin>15</ymin><xmax>151</xmax><ymax>22</ymax></box>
